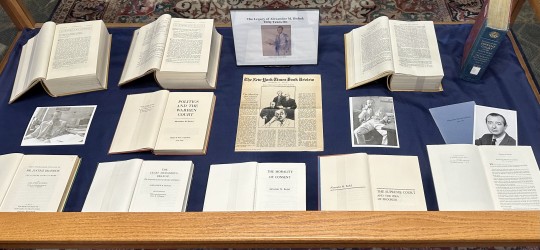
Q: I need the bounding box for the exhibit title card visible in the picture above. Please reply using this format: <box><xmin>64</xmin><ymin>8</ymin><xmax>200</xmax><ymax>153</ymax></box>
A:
<box><xmin>230</xmin><ymin>9</ymin><xmax>319</xmax><ymax>66</ymax></box>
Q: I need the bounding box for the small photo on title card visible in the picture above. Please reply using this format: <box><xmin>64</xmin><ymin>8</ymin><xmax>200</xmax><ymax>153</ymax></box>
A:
<box><xmin>230</xmin><ymin>9</ymin><xmax>319</xmax><ymax>66</ymax></box>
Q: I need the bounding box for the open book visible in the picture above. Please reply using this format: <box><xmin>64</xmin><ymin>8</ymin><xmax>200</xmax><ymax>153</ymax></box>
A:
<box><xmin>318</xmin><ymin>153</ymin><xmax>427</xmax><ymax>211</ymax></box>
<box><xmin>344</xmin><ymin>16</ymin><xmax>444</xmax><ymax>91</ymax></box>
<box><xmin>427</xmin><ymin>145</ymin><xmax>540</xmax><ymax>211</ymax></box>
<box><xmin>82</xmin><ymin>159</ymin><xmax>194</xmax><ymax>212</ymax></box>
<box><xmin>119</xmin><ymin>14</ymin><xmax>222</xmax><ymax>89</ymax></box>
<box><xmin>10</xmin><ymin>20</ymin><xmax>111</xmax><ymax>104</ymax></box>
<box><xmin>109</xmin><ymin>90</ymin><xmax>215</xmax><ymax>155</ymax></box>
<box><xmin>203</xmin><ymin>162</ymin><xmax>306</xmax><ymax>211</ymax></box>
<box><xmin>0</xmin><ymin>153</ymin><xmax>80</xmax><ymax>212</ymax></box>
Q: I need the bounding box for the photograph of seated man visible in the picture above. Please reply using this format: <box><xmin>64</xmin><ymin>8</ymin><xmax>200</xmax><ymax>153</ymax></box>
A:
<box><xmin>350</xmin><ymin>96</ymin><xmax>399</xmax><ymax>147</ymax></box>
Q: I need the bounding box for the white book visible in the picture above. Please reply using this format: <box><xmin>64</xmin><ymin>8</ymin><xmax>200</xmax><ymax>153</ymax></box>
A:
<box><xmin>319</xmin><ymin>153</ymin><xmax>427</xmax><ymax>211</ymax></box>
<box><xmin>109</xmin><ymin>90</ymin><xmax>215</xmax><ymax>155</ymax></box>
<box><xmin>119</xmin><ymin>14</ymin><xmax>222</xmax><ymax>89</ymax></box>
<box><xmin>82</xmin><ymin>159</ymin><xmax>194</xmax><ymax>212</ymax></box>
<box><xmin>203</xmin><ymin>162</ymin><xmax>306</xmax><ymax>211</ymax></box>
<box><xmin>344</xmin><ymin>16</ymin><xmax>444</xmax><ymax>91</ymax></box>
<box><xmin>427</xmin><ymin>144</ymin><xmax>540</xmax><ymax>211</ymax></box>
<box><xmin>10</xmin><ymin>20</ymin><xmax>111</xmax><ymax>103</ymax></box>
<box><xmin>0</xmin><ymin>154</ymin><xmax>80</xmax><ymax>212</ymax></box>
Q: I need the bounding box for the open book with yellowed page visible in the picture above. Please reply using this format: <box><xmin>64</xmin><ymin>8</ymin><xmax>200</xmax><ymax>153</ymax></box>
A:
<box><xmin>344</xmin><ymin>16</ymin><xmax>444</xmax><ymax>92</ymax></box>
<box><xmin>10</xmin><ymin>20</ymin><xmax>111</xmax><ymax>104</ymax></box>
<box><xmin>0</xmin><ymin>153</ymin><xmax>80</xmax><ymax>212</ymax></box>
<box><xmin>109</xmin><ymin>90</ymin><xmax>215</xmax><ymax>155</ymax></box>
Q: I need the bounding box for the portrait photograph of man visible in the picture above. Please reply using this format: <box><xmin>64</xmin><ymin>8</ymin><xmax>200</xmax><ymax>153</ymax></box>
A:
<box><xmin>261</xmin><ymin>25</ymin><xmax>292</xmax><ymax>56</ymax></box>
<box><xmin>473</xmin><ymin>105</ymin><xmax>517</xmax><ymax>146</ymax></box>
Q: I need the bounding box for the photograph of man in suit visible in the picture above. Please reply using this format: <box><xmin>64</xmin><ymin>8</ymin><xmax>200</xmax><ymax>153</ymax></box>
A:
<box><xmin>475</xmin><ymin>113</ymin><xmax>516</xmax><ymax>146</ymax></box>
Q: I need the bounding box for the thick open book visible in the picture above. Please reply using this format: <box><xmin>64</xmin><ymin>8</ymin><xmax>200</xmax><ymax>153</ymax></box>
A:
<box><xmin>344</xmin><ymin>16</ymin><xmax>444</xmax><ymax>91</ymax></box>
<box><xmin>203</xmin><ymin>162</ymin><xmax>306</xmax><ymax>211</ymax></box>
<box><xmin>82</xmin><ymin>159</ymin><xmax>194</xmax><ymax>212</ymax></box>
<box><xmin>0</xmin><ymin>153</ymin><xmax>80</xmax><ymax>212</ymax></box>
<box><xmin>119</xmin><ymin>14</ymin><xmax>222</xmax><ymax>89</ymax></box>
<box><xmin>109</xmin><ymin>90</ymin><xmax>215</xmax><ymax>155</ymax></box>
<box><xmin>318</xmin><ymin>153</ymin><xmax>427</xmax><ymax>211</ymax></box>
<box><xmin>10</xmin><ymin>20</ymin><xmax>111</xmax><ymax>104</ymax></box>
<box><xmin>427</xmin><ymin>145</ymin><xmax>540</xmax><ymax>211</ymax></box>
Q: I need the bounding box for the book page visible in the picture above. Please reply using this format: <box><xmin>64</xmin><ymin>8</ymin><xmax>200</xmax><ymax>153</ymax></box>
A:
<box><xmin>0</xmin><ymin>153</ymin><xmax>24</xmax><ymax>205</ymax></box>
<box><xmin>160</xmin><ymin>18</ymin><xmax>214</xmax><ymax>73</ymax></box>
<box><xmin>120</xmin><ymin>14</ymin><xmax>171</xmax><ymax>84</ymax></box>
<box><xmin>254</xmin><ymin>163</ymin><xmax>306</xmax><ymax>211</ymax></box>
<box><xmin>109</xmin><ymin>90</ymin><xmax>169</xmax><ymax>154</ymax></box>
<box><xmin>479</xmin><ymin>146</ymin><xmax>540</xmax><ymax>210</ymax></box>
<box><xmin>129</xmin><ymin>160</ymin><xmax>193</xmax><ymax>212</ymax></box>
<box><xmin>203</xmin><ymin>162</ymin><xmax>258</xmax><ymax>211</ymax></box>
<box><xmin>319</xmin><ymin>153</ymin><xmax>373</xmax><ymax>211</ymax></box>
<box><xmin>82</xmin><ymin>159</ymin><xmax>143</xmax><ymax>212</ymax></box>
<box><xmin>369</xmin><ymin>155</ymin><xmax>427</xmax><ymax>211</ymax></box>
<box><xmin>10</xmin><ymin>22</ymin><xmax>56</xmax><ymax>103</ymax></box>
<box><xmin>388</xmin><ymin>20</ymin><xmax>444</xmax><ymax>77</ymax></box>
<box><xmin>0</xmin><ymin>155</ymin><xmax>79</xmax><ymax>212</ymax></box>
<box><xmin>427</xmin><ymin>144</ymin><xmax>496</xmax><ymax>210</ymax></box>
<box><xmin>46</xmin><ymin>20</ymin><xmax>103</xmax><ymax>80</ymax></box>
<box><xmin>154</xmin><ymin>92</ymin><xmax>215</xmax><ymax>154</ymax></box>
<box><xmin>347</xmin><ymin>16</ymin><xmax>394</xmax><ymax>88</ymax></box>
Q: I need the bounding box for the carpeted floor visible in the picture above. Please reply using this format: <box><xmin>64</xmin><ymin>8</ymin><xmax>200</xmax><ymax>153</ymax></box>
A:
<box><xmin>49</xmin><ymin>0</ymin><xmax>484</xmax><ymax>25</ymax></box>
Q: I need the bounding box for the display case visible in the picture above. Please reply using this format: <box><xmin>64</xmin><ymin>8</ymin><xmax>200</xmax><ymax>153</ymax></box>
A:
<box><xmin>0</xmin><ymin>0</ymin><xmax>539</xmax><ymax>248</ymax></box>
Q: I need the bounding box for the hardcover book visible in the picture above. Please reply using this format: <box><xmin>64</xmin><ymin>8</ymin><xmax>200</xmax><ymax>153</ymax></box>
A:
<box><xmin>318</xmin><ymin>153</ymin><xmax>427</xmax><ymax>211</ymax></box>
<box><xmin>119</xmin><ymin>14</ymin><xmax>222</xmax><ymax>89</ymax></box>
<box><xmin>109</xmin><ymin>90</ymin><xmax>215</xmax><ymax>155</ymax></box>
<box><xmin>427</xmin><ymin>145</ymin><xmax>540</xmax><ymax>210</ymax></box>
<box><xmin>10</xmin><ymin>20</ymin><xmax>111</xmax><ymax>103</ymax></box>
<box><xmin>460</xmin><ymin>0</ymin><xmax>512</xmax><ymax>82</ymax></box>
<box><xmin>0</xmin><ymin>153</ymin><xmax>80</xmax><ymax>212</ymax></box>
<box><xmin>344</xmin><ymin>16</ymin><xmax>444</xmax><ymax>91</ymax></box>
<box><xmin>82</xmin><ymin>159</ymin><xmax>194</xmax><ymax>212</ymax></box>
<box><xmin>203</xmin><ymin>162</ymin><xmax>306</xmax><ymax>211</ymax></box>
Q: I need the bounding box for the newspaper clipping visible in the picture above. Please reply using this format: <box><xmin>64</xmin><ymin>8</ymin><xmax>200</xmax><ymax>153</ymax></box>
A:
<box><xmin>235</xmin><ymin>74</ymin><xmax>323</xmax><ymax>151</ymax></box>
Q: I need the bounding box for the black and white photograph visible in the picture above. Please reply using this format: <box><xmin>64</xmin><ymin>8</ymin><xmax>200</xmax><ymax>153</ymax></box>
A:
<box><xmin>261</xmin><ymin>25</ymin><xmax>292</xmax><ymax>56</ymax></box>
<box><xmin>349</xmin><ymin>96</ymin><xmax>399</xmax><ymax>147</ymax></box>
<box><xmin>259</xmin><ymin>86</ymin><xmax>297</xmax><ymax>128</ymax></box>
<box><xmin>21</xmin><ymin>105</ymin><xmax>97</xmax><ymax>146</ymax></box>
<box><xmin>473</xmin><ymin>105</ymin><xmax>517</xmax><ymax>146</ymax></box>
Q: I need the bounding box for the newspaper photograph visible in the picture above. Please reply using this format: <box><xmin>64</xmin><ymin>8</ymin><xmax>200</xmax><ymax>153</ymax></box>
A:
<box><xmin>235</xmin><ymin>74</ymin><xmax>323</xmax><ymax>151</ymax></box>
<box><xmin>349</xmin><ymin>96</ymin><xmax>399</xmax><ymax>148</ymax></box>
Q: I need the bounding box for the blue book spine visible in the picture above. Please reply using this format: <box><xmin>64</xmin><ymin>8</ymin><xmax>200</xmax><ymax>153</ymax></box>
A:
<box><xmin>459</xmin><ymin>22</ymin><xmax>506</xmax><ymax>82</ymax></box>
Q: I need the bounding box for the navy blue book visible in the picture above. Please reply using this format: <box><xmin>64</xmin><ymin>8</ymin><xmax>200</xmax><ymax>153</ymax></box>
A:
<box><xmin>460</xmin><ymin>0</ymin><xmax>512</xmax><ymax>82</ymax></box>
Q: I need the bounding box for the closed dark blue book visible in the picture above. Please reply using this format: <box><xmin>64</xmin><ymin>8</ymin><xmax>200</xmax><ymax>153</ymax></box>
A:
<box><xmin>460</xmin><ymin>0</ymin><xmax>512</xmax><ymax>82</ymax></box>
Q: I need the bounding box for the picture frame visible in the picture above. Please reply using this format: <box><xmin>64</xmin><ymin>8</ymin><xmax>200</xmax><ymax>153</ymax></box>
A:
<box><xmin>230</xmin><ymin>9</ymin><xmax>320</xmax><ymax>66</ymax></box>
